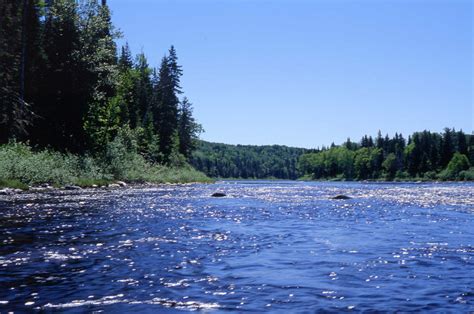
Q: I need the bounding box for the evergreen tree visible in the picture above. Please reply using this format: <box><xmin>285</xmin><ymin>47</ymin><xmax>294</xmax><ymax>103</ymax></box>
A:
<box><xmin>134</xmin><ymin>52</ymin><xmax>152</xmax><ymax>127</ymax></box>
<box><xmin>32</xmin><ymin>0</ymin><xmax>84</xmax><ymax>150</ymax></box>
<box><xmin>441</xmin><ymin>128</ymin><xmax>454</xmax><ymax>167</ymax></box>
<box><xmin>468</xmin><ymin>134</ymin><xmax>474</xmax><ymax>165</ymax></box>
<box><xmin>376</xmin><ymin>130</ymin><xmax>384</xmax><ymax>149</ymax></box>
<box><xmin>118</xmin><ymin>42</ymin><xmax>133</xmax><ymax>71</ymax></box>
<box><xmin>23</xmin><ymin>0</ymin><xmax>44</xmax><ymax>105</ymax></box>
<box><xmin>152</xmin><ymin>56</ymin><xmax>179</xmax><ymax>161</ymax></box>
<box><xmin>167</xmin><ymin>45</ymin><xmax>183</xmax><ymax>94</ymax></box>
<box><xmin>82</xmin><ymin>1</ymin><xmax>120</xmax><ymax>151</ymax></box>
<box><xmin>457</xmin><ymin>130</ymin><xmax>468</xmax><ymax>156</ymax></box>
<box><xmin>178</xmin><ymin>97</ymin><xmax>202</xmax><ymax>159</ymax></box>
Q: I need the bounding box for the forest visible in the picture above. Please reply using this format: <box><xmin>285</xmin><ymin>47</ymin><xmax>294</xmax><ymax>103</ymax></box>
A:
<box><xmin>0</xmin><ymin>1</ymin><xmax>472</xmax><ymax>189</ymax></box>
<box><xmin>298</xmin><ymin>129</ymin><xmax>474</xmax><ymax>181</ymax></box>
<box><xmin>191</xmin><ymin>141</ymin><xmax>309</xmax><ymax>179</ymax></box>
<box><xmin>191</xmin><ymin>130</ymin><xmax>473</xmax><ymax>181</ymax></box>
<box><xmin>0</xmin><ymin>0</ymin><xmax>206</xmax><ymax>187</ymax></box>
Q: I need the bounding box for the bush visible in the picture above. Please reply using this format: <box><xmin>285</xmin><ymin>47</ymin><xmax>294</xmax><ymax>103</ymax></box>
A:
<box><xmin>459</xmin><ymin>168</ymin><xmax>474</xmax><ymax>181</ymax></box>
<box><xmin>439</xmin><ymin>153</ymin><xmax>471</xmax><ymax>180</ymax></box>
<box><xmin>0</xmin><ymin>141</ymin><xmax>210</xmax><ymax>189</ymax></box>
<box><xmin>394</xmin><ymin>170</ymin><xmax>409</xmax><ymax>180</ymax></box>
<box><xmin>423</xmin><ymin>171</ymin><xmax>438</xmax><ymax>180</ymax></box>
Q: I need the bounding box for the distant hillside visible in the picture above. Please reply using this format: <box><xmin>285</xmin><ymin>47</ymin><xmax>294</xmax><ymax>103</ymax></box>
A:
<box><xmin>190</xmin><ymin>141</ymin><xmax>310</xmax><ymax>179</ymax></box>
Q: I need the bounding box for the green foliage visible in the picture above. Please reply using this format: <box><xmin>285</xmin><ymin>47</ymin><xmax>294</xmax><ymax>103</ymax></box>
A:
<box><xmin>0</xmin><ymin>142</ymin><xmax>209</xmax><ymax>188</ymax></box>
<box><xmin>0</xmin><ymin>141</ymin><xmax>87</xmax><ymax>185</ymax></box>
<box><xmin>354</xmin><ymin>147</ymin><xmax>382</xmax><ymax>179</ymax></box>
<box><xmin>459</xmin><ymin>168</ymin><xmax>474</xmax><ymax>181</ymax></box>
<box><xmin>191</xmin><ymin>141</ymin><xmax>309</xmax><ymax>179</ymax></box>
<box><xmin>382</xmin><ymin>153</ymin><xmax>398</xmax><ymax>179</ymax></box>
<box><xmin>438</xmin><ymin>152</ymin><xmax>471</xmax><ymax>180</ymax></box>
<box><xmin>1</xmin><ymin>1</ymin><xmax>203</xmax><ymax>179</ymax></box>
<box><xmin>298</xmin><ymin>147</ymin><xmax>355</xmax><ymax>180</ymax></box>
<box><xmin>299</xmin><ymin>129</ymin><xmax>473</xmax><ymax>181</ymax></box>
<box><xmin>178</xmin><ymin>97</ymin><xmax>202</xmax><ymax>159</ymax></box>
<box><xmin>152</xmin><ymin>56</ymin><xmax>179</xmax><ymax>161</ymax></box>
<box><xmin>0</xmin><ymin>179</ymin><xmax>29</xmax><ymax>190</ymax></box>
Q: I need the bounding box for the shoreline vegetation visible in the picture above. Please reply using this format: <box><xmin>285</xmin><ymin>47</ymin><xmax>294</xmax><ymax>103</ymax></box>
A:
<box><xmin>0</xmin><ymin>141</ymin><xmax>211</xmax><ymax>192</ymax></box>
<box><xmin>1</xmin><ymin>2</ymin><xmax>472</xmax><ymax>190</ymax></box>
<box><xmin>1</xmin><ymin>1</ymin><xmax>206</xmax><ymax>189</ymax></box>
<box><xmin>191</xmin><ymin>128</ymin><xmax>473</xmax><ymax>182</ymax></box>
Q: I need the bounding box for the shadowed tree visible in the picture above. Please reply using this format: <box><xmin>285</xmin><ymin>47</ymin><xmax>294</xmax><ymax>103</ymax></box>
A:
<box><xmin>178</xmin><ymin>97</ymin><xmax>202</xmax><ymax>159</ymax></box>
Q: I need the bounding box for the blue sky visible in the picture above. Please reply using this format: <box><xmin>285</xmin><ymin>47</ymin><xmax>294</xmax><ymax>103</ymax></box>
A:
<box><xmin>110</xmin><ymin>0</ymin><xmax>472</xmax><ymax>148</ymax></box>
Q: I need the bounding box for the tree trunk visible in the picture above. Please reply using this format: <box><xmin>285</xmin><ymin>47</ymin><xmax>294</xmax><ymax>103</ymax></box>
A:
<box><xmin>19</xmin><ymin>0</ymin><xmax>28</xmax><ymax>102</ymax></box>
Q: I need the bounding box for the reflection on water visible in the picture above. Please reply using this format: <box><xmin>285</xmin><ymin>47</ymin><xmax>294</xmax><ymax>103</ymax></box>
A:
<box><xmin>0</xmin><ymin>181</ymin><xmax>473</xmax><ymax>312</ymax></box>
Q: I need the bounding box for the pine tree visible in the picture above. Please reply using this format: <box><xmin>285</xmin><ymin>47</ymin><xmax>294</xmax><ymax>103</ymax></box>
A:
<box><xmin>441</xmin><ymin>128</ymin><xmax>454</xmax><ymax>167</ymax></box>
<box><xmin>118</xmin><ymin>42</ymin><xmax>133</xmax><ymax>71</ymax></box>
<box><xmin>178</xmin><ymin>97</ymin><xmax>202</xmax><ymax>159</ymax></box>
<box><xmin>134</xmin><ymin>52</ymin><xmax>152</xmax><ymax>127</ymax></box>
<box><xmin>468</xmin><ymin>134</ymin><xmax>474</xmax><ymax>165</ymax></box>
<box><xmin>376</xmin><ymin>130</ymin><xmax>384</xmax><ymax>149</ymax></box>
<box><xmin>167</xmin><ymin>45</ymin><xmax>183</xmax><ymax>94</ymax></box>
<box><xmin>152</xmin><ymin>56</ymin><xmax>179</xmax><ymax>161</ymax></box>
<box><xmin>457</xmin><ymin>130</ymin><xmax>468</xmax><ymax>156</ymax></box>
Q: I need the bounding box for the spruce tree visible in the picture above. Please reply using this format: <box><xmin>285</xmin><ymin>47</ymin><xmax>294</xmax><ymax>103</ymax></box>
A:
<box><xmin>178</xmin><ymin>97</ymin><xmax>202</xmax><ymax>159</ymax></box>
<box><xmin>119</xmin><ymin>42</ymin><xmax>133</xmax><ymax>71</ymax></box>
<box><xmin>167</xmin><ymin>45</ymin><xmax>183</xmax><ymax>94</ymax></box>
<box><xmin>134</xmin><ymin>52</ymin><xmax>152</xmax><ymax>127</ymax></box>
<box><xmin>457</xmin><ymin>130</ymin><xmax>468</xmax><ymax>156</ymax></box>
<box><xmin>468</xmin><ymin>134</ymin><xmax>474</xmax><ymax>165</ymax></box>
<box><xmin>441</xmin><ymin>128</ymin><xmax>454</xmax><ymax>167</ymax></box>
<box><xmin>153</xmin><ymin>56</ymin><xmax>179</xmax><ymax>161</ymax></box>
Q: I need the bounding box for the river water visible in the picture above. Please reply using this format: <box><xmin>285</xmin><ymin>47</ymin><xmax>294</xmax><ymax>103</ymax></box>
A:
<box><xmin>0</xmin><ymin>181</ymin><xmax>473</xmax><ymax>312</ymax></box>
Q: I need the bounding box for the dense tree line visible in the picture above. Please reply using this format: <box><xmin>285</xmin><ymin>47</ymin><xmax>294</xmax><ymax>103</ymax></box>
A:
<box><xmin>191</xmin><ymin>141</ymin><xmax>309</xmax><ymax>179</ymax></box>
<box><xmin>298</xmin><ymin>129</ymin><xmax>474</xmax><ymax>181</ymax></box>
<box><xmin>0</xmin><ymin>0</ymin><xmax>201</xmax><ymax>164</ymax></box>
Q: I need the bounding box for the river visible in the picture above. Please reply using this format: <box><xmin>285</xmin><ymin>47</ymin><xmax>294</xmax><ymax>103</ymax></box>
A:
<box><xmin>0</xmin><ymin>181</ymin><xmax>473</xmax><ymax>312</ymax></box>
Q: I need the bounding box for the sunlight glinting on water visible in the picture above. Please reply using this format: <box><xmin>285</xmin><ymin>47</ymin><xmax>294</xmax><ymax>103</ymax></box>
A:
<box><xmin>0</xmin><ymin>181</ymin><xmax>473</xmax><ymax>312</ymax></box>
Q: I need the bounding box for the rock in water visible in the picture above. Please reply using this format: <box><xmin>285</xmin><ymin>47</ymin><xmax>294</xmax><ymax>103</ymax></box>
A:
<box><xmin>0</xmin><ymin>188</ymin><xmax>14</xmax><ymax>195</ymax></box>
<box><xmin>64</xmin><ymin>185</ymin><xmax>82</xmax><ymax>191</ymax></box>
<box><xmin>211</xmin><ymin>192</ymin><xmax>226</xmax><ymax>197</ymax></box>
<box><xmin>332</xmin><ymin>195</ymin><xmax>351</xmax><ymax>200</ymax></box>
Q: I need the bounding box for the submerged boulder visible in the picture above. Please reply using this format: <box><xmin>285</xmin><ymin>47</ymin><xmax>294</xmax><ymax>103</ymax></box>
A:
<box><xmin>331</xmin><ymin>195</ymin><xmax>352</xmax><ymax>200</ymax></box>
<box><xmin>211</xmin><ymin>192</ymin><xmax>227</xmax><ymax>197</ymax></box>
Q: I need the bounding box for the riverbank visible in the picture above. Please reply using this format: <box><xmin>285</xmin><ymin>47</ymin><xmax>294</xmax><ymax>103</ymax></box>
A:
<box><xmin>297</xmin><ymin>171</ymin><xmax>474</xmax><ymax>182</ymax></box>
<box><xmin>0</xmin><ymin>142</ymin><xmax>212</xmax><ymax>191</ymax></box>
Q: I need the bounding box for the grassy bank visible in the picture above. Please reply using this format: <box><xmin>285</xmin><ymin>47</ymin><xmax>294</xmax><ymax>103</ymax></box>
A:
<box><xmin>0</xmin><ymin>142</ymin><xmax>211</xmax><ymax>190</ymax></box>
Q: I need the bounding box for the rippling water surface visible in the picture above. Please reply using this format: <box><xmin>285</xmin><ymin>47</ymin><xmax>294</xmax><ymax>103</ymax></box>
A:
<box><xmin>0</xmin><ymin>181</ymin><xmax>473</xmax><ymax>312</ymax></box>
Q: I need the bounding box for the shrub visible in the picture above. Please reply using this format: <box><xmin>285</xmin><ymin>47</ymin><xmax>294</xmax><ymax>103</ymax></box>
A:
<box><xmin>0</xmin><ymin>141</ymin><xmax>210</xmax><ymax>189</ymax></box>
<box><xmin>423</xmin><ymin>171</ymin><xmax>437</xmax><ymax>180</ymax></box>
<box><xmin>439</xmin><ymin>153</ymin><xmax>470</xmax><ymax>180</ymax></box>
<box><xmin>459</xmin><ymin>168</ymin><xmax>474</xmax><ymax>181</ymax></box>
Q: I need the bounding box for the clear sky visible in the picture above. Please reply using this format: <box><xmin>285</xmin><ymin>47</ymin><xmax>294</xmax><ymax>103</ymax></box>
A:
<box><xmin>109</xmin><ymin>0</ymin><xmax>472</xmax><ymax>149</ymax></box>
